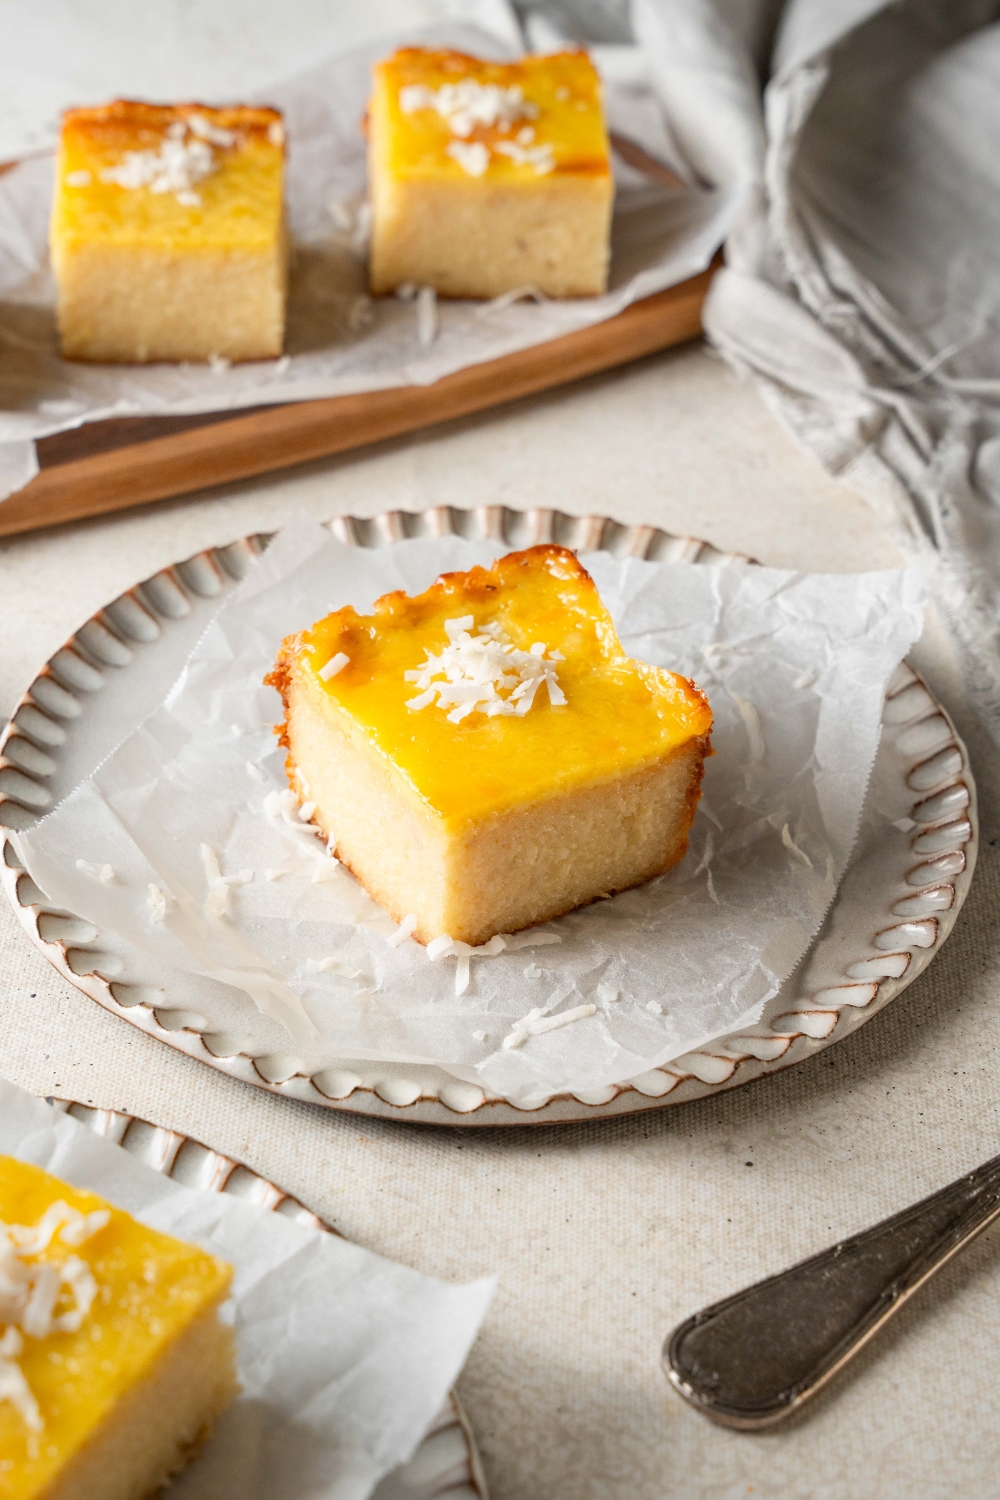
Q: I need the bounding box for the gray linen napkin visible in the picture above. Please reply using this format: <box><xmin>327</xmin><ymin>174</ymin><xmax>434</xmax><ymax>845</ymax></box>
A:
<box><xmin>529</xmin><ymin>0</ymin><xmax>1000</xmax><ymax>747</ymax></box>
<box><xmin>636</xmin><ymin>0</ymin><xmax>1000</xmax><ymax>744</ymax></box>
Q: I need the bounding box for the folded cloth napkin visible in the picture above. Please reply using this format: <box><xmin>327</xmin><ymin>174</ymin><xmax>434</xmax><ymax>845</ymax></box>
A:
<box><xmin>0</xmin><ymin>1077</ymin><xmax>493</xmax><ymax>1500</ymax></box>
<box><xmin>625</xmin><ymin>0</ymin><xmax>1000</xmax><ymax>747</ymax></box>
<box><xmin>521</xmin><ymin>0</ymin><xmax>1000</xmax><ymax>751</ymax></box>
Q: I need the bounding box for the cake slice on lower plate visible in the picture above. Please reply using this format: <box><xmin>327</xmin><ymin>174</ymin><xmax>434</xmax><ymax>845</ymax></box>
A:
<box><xmin>268</xmin><ymin>544</ymin><xmax>713</xmax><ymax>947</ymax></box>
<box><xmin>0</xmin><ymin>1157</ymin><xmax>236</xmax><ymax>1500</ymax></box>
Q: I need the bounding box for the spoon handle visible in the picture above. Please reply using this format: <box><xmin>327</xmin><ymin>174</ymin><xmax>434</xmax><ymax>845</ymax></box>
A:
<box><xmin>664</xmin><ymin>1152</ymin><xmax>1000</xmax><ymax>1429</ymax></box>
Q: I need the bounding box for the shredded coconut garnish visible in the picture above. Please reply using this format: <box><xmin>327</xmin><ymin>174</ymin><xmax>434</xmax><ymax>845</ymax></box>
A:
<box><xmin>99</xmin><ymin>117</ymin><xmax>223</xmax><ymax>205</ymax></box>
<box><xmin>400</xmin><ymin>80</ymin><xmax>537</xmax><ymax>138</ymax></box>
<box><xmin>595</xmin><ymin>983</ymin><xmax>618</xmax><ymax>1004</ymax></box>
<box><xmin>0</xmin><ymin>1203</ymin><xmax>109</xmax><ymax>1430</ymax></box>
<box><xmin>476</xmin><ymin>284</ymin><xmax>548</xmax><ymax>316</ymax></box>
<box><xmin>444</xmin><ymin>140</ymin><xmax>490</xmax><ymax>177</ymax></box>
<box><xmin>493</xmin><ymin>139</ymin><xmax>555</xmax><ymax>174</ymax></box>
<box><xmin>502</xmin><ymin>1002</ymin><xmax>597</xmax><ymax>1049</ymax></box>
<box><xmin>200</xmin><ymin>843</ymin><xmax>252</xmax><ymax>918</ymax></box>
<box><xmin>0</xmin><ymin>1331</ymin><xmax>39</xmax><ymax>1433</ymax></box>
<box><xmin>311</xmin><ymin>860</ymin><xmax>340</xmax><ymax>882</ymax></box>
<box><xmin>146</xmin><ymin>883</ymin><xmax>172</xmax><ymax>923</ymax></box>
<box><xmin>401</xmin><ymin>78</ymin><xmax>545</xmax><ymax>177</ymax></box>
<box><xmin>264</xmin><ymin>788</ymin><xmax>321</xmax><ymax>835</ymax></box>
<box><xmin>75</xmin><ymin>860</ymin><xmax>115</xmax><ymax>883</ymax></box>
<box><xmin>387</xmin><ymin>913</ymin><xmax>418</xmax><ymax>948</ymax></box>
<box><xmin>731</xmin><ymin>692</ymin><xmax>765</xmax><ymax>762</ymax></box>
<box><xmin>405</xmin><ymin>616</ymin><xmax>566</xmax><ymax>723</ymax></box>
<box><xmin>781</xmin><ymin>822</ymin><xmax>813</xmax><ymax>868</ymax></box>
<box><xmin>187</xmin><ymin>113</ymin><xmax>236</xmax><ymax>147</ymax></box>
<box><xmin>424</xmin><ymin>928</ymin><xmax>558</xmax><ymax>997</ymax></box>
<box><xmin>264</xmin><ymin>867</ymin><xmax>288</xmax><ymax>881</ymax></box>
<box><xmin>246</xmin><ymin>761</ymin><xmax>265</xmax><ymax>783</ymax></box>
<box><xmin>524</xmin><ymin>962</ymin><xmax>543</xmax><ymax>979</ymax></box>
<box><xmin>645</xmin><ymin>1000</ymin><xmax>663</xmax><ymax>1015</ymax></box>
<box><xmin>319</xmin><ymin>652</ymin><xmax>349</xmax><ymax>681</ymax></box>
<box><xmin>299</xmin><ymin>801</ymin><xmax>316</xmax><ymax>822</ymax></box>
<box><xmin>502</xmin><ymin>930</ymin><xmax>561</xmax><ymax>951</ymax></box>
<box><xmin>472</xmin><ymin>1029</ymin><xmax>487</xmax><ymax>1042</ymax></box>
<box><xmin>416</xmin><ymin>285</ymin><xmax>438</xmax><ymax>346</ymax></box>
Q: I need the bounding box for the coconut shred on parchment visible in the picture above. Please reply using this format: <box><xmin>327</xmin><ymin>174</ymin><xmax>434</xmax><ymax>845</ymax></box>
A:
<box><xmin>15</xmin><ymin>522</ymin><xmax>924</xmax><ymax>1109</ymax></box>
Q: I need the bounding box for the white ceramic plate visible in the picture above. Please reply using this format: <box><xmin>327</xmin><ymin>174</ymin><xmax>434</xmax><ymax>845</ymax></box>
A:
<box><xmin>0</xmin><ymin>507</ymin><xmax>977</xmax><ymax>1125</ymax></box>
<box><xmin>48</xmin><ymin>1095</ymin><xmax>488</xmax><ymax>1500</ymax></box>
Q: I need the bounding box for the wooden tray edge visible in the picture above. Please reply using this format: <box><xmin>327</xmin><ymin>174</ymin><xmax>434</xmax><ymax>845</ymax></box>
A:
<box><xmin>1</xmin><ymin>267</ymin><xmax>714</xmax><ymax>539</ymax></box>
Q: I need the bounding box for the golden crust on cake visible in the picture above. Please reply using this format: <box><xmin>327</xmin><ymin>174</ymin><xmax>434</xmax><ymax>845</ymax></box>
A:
<box><xmin>368</xmin><ymin>48</ymin><xmax>613</xmax><ymax>298</ymax></box>
<box><xmin>0</xmin><ymin>1155</ymin><xmax>236</xmax><ymax>1500</ymax></box>
<box><xmin>51</xmin><ymin>99</ymin><xmax>287</xmax><ymax>363</ymax></box>
<box><xmin>267</xmin><ymin>544</ymin><xmax>712</xmax><ymax>947</ymax></box>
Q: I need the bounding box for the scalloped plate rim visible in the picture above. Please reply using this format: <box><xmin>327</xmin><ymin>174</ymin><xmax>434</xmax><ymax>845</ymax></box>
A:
<box><xmin>0</xmin><ymin>505</ymin><xmax>978</xmax><ymax>1126</ymax></box>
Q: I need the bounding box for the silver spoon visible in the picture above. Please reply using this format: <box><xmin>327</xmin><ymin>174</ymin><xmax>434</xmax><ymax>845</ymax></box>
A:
<box><xmin>663</xmin><ymin>1151</ymin><xmax>1000</xmax><ymax>1428</ymax></box>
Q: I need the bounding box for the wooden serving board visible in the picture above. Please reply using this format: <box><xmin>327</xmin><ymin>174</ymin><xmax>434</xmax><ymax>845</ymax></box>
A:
<box><xmin>3</xmin><ymin>265</ymin><xmax>715</xmax><ymax>540</ymax></box>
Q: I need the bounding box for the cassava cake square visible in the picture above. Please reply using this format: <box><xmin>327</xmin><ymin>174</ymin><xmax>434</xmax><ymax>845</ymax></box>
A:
<box><xmin>368</xmin><ymin>48</ymin><xmax>613</xmax><ymax>298</ymax></box>
<box><xmin>267</xmin><ymin>545</ymin><xmax>712</xmax><ymax>947</ymax></box>
<box><xmin>0</xmin><ymin>1155</ymin><xmax>235</xmax><ymax>1500</ymax></box>
<box><xmin>51</xmin><ymin>99</ymin><xmax>286</xmax><ymax>363</ymax></box>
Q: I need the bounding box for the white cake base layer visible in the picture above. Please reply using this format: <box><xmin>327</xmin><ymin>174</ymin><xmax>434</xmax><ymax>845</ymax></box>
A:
<box><xmin>47</xmin><ymin>1300</ymin><xmax>236</xmax><ymax>1500</ymax></box>
<box><xmin>53</xmin><ymin>241</ymin><xmax>287</xmax><ymax>363</ymax></box>
<box><xmin>369</xmin><ymin>174</ymin><xmax>613</xmax><ymax>299</ymax></box>
<box><xmin>284</xmin><ymin>672</ymin><xmax>706</xmax><ymax>947</ymax></box>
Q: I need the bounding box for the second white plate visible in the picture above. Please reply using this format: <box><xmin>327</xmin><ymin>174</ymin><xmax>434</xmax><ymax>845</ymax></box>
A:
<box><xmin>48</xmin><ymin>1095</ymin><xmax>487</xmax><ymax>1500</ymax></box>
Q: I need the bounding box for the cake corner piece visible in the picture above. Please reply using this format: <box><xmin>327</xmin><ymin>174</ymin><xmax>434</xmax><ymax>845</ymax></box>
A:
<box><xmin>51</xmin><ymin>98</ymin><xmax>287</xmax><ymax>364</ymax></box>
<box><xmin>0</xmin><ymin>1154</ymin><xmax>236</xmax><ymax>1498</ymax></box>
<box><xmin>367</xmin><ymin>48</ymin><xmax>613</xmax><ymax>299</ymax></box>
<box><xmin>268</xmin><ymin>543</ymin><xmax>712</xmax><ymax>948</ymax></box>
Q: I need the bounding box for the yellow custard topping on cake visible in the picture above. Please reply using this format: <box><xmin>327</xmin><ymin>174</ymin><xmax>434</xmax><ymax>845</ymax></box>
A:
<box><xmin>268</xmin><ymin>545</ymin><xmax>712</xmax><ymax>946</ymax></box>
<box><xmin>0</xmin><ymin>1156</ymin><xmax>235</xmax><ymax>1500</ymax></box>
<box><xmin>51</xmin><ymin>99</ymin><xmax>287</xmax><ymax>363</ymax></box>
<box><xmin>368</xmin><ymin>48</ymin><xmax>613</xmax><ymax>298</ymax></box>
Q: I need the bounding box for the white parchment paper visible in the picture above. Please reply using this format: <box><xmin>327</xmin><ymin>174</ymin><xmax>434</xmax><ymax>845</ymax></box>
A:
<box><xmin>15</xmin><ymin>523</ymin><xmax>924</xmax><ymax>1107</ymax></box>
<box><xmin>0</xmin><ymin>22</ymin><xmax>733</xmax><ymax>489</ymax></box>
<box><xmin>0</xmin><ymin>1077</ymin><xmax>493</xmax><ymax>1500</ymax></box>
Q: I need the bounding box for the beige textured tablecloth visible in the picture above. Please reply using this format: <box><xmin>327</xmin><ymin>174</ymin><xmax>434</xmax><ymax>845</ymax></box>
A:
<box><xmin>3</xmin><ymin>343</ymin><xmax>1000</xmax><ymax>1499</ymax></box>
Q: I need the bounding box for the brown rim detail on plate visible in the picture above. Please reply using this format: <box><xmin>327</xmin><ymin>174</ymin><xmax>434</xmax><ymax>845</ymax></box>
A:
<box><xmin>0</xmin><ymin>507</ymin><xmax>977</xmax><ymax>1125</ymax></box>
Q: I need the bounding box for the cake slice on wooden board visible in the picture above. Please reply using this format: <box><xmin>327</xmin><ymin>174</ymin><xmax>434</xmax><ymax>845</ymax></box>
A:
<box><xmin>267</xmin><ymin>545</ymin><xmax>712</xmax><ymax>947</ymax></box>
<box><xmin>368</xmin><ymin>48</ymin><xmax>614</xmax><ymax>299</ymax></box>
<box><xmin>50</xmin><ymin>100</ymin><xmax>287</xmax><ymax>363</ymax></box>
<box><xmin>0</xmin><ymin>1155</ymin><xmax>236</xmax><ymax>1500</ymax></box>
